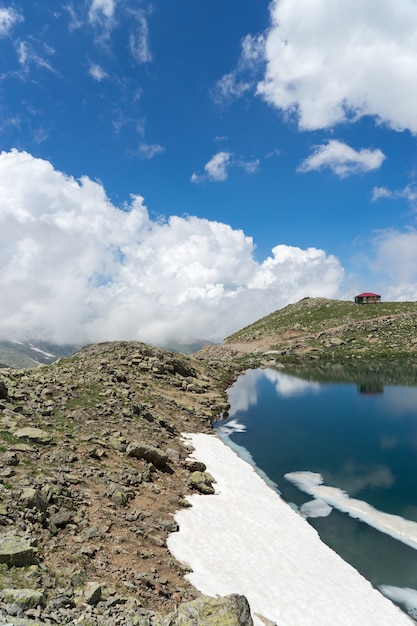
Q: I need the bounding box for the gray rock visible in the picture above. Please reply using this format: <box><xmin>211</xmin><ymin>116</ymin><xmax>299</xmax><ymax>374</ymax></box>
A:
<box><xmin>0</xmin><ymin>588</ymin><xmax>44</xmax><ymax>611</ymax></box>
<box><xmin>161</xmin><ymin>594</ymin><xmax>253</xmax><ymax>626</ymax></box>
<box><xmin>126</xmin><ymin>441</ymin><xmax>168</xmax><ymax>469</ymax></box>
<box><xmin>0</xmin><ymin>534</ymin><xmax>36</xmax><ymax>566</ymax></box>
<box><xmin>19</xmin><ymin>488</ymin><xmax>48</xmax><ymax>512</ymax></box>
<box><xmin>84</xmin><ymin>582</ymin><xmax>102</xmax><ymax>605</ymax></box>
<box><xmin>188</xmin><ymin>471</ymin><xmax>215</xmax><ymax>495</ymax></box>
<box><xmin>13</xmin><ymin>427</ymin><xmax>52</xmax><ymax>444</ymax></box>
<box><xmin>49</xmin><ymin>510</ymin><xmax>73</xmax><ymax>528</ymax></box>
<box><xmin>0</xmin><ymin>381</ymin><xmax>7</xmax><ymax>399</ymax></box>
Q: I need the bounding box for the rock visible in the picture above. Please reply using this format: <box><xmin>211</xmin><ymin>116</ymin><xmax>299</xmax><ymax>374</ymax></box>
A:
<box><xmin>161</xmin><ymin>594</ymin><xmax>254</xmax><ymax>626</ymax></box>
<box><xmin>0</xmin><ymin>588</ymin><xmax>44</xmax><ymax>611</ymax></box>
<box><xmin>19</xmin><ymin>488</ymin><xmax>48</xmax><ymax>512</ymax></box>
<box><xmin>3</xmin><ymin>451</ymin><xmax>19</xmax><ymax>466</ymax></box>
<box><xmin>49</xmin><ymin>510</ymin><xmax>73</xmax><ymax>528</ymax></box>
<box><xmin>0</xmin><ymin>534</ymin><xmax>36</xmax><ymax>566</ymax></box>
<box><xmin>183</xmin><ymin>459</ymin><xmax>207</xmax><ymax>473</ymax></box>
<box><xmin>13</xmin><ymin>427</ymin><xmax>52</xmax><ymax>444</ymax></box>
<box><xmin>0</xmin><ymin>380</ymin><xmax>7</xmax><ymax>399</ymax></box>
<box><xmin>329</xmin><ymin>337</ymin><xmax>344</xmax><ymax>346</ymax></box>
<box><xmin>126</xmin><ymin>441</ymin><xmax>169</xmax><ymax>469</ymax></box>
<box><xmin>188</xmin><ymin>471</ymin><xmax>215</xmax><ymax>495</ymax></box>
<box><xmin>84</xmin><ymin>581</ymin><xmax>102</xmax><ymax>605</ymax></box>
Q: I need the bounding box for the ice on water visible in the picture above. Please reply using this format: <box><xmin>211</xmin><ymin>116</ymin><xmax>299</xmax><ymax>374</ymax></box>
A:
<box><xmin>285</xmin><ymin>470</ymin><xmax>417</xmax><ymax>551</ymax></box>
<box><xmin>300</xmin><ymin>498</ymin><xmax>333</xmax><ymax>519</ymax></box>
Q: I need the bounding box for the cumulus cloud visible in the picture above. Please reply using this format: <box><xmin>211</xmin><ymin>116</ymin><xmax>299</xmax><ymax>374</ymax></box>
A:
<box><xmin>257</xmin><ymin>0</ymin><xmax>417</xmax><ymax>132</ymax></box>
<box><xmin>192</xmin><ymin>152</ymin><xmax>259</xmax><ymax>183</ymax></box>
<box><xmin>0</xmin><ymin>150</ymin><xmax>344</xmax><ymax>345</ymax></box>
<box><xmin>371</xmin><ymin>229</ymin><xmax>417</xmax><ymax>285</ymax></box>
<box><xmin>0</xmin><ymin>7</ymin><xmax>23</xmax><ymax>37</ymax></box>
<box><xmin>298</xmin><ymin>140</ymin><xmax>386</xmax><ymax>177</ymax></box>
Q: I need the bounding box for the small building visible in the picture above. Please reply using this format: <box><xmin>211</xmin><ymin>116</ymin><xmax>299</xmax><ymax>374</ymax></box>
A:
<box><xmin>354</xmin><ymin>292</ymin><xmax>381</xmax><ymax>304</ymax></box>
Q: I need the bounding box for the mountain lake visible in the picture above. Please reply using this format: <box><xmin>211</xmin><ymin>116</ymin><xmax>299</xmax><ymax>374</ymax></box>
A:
<box><xmin>215</xmin><ymin>365</ymin><xmax>417</xmax><ymax>620</ymax></box>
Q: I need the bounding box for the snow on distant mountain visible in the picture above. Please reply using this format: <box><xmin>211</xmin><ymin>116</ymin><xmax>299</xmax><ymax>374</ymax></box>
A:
<box><xmin>0</xmin><ymin>341</ymin><xmax>79</xmax><ymax>368</ymax></box>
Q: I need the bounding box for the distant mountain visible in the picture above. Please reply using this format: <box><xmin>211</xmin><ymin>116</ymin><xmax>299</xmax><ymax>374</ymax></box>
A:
<box><xmin>0</xmin><ymin>340</ymin><xmax>80</xmax><ymax>369</ymax></box>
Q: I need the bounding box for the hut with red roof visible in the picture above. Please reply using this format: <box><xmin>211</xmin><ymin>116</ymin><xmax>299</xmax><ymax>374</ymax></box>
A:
<box><xmin>354</xmin><ymin>292</ymin><xmax>381</xmax><ymax>304</ymax></box>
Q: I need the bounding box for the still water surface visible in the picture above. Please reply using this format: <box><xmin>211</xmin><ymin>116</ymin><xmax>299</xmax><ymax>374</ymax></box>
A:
<box><xmin>214</xmin><ymin>367</ymin><xmax>417</xmax><ymax>614</ymax></box>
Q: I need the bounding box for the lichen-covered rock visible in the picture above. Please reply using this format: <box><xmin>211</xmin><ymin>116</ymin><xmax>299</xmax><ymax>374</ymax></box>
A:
<box><xmin>13</xmin><ymin>427</ymin><xmax>52</xmax><ymax>444</ymax></box>
<box><xmin>187</xmin><ymin>471</ymin><xmax>215</xmax><ymax>495</ymax></box>
<box><xmin>0</xmin><ymin>535</ymin><xmax>36</xmax><ymax>567</ymax></box>
<box><xmin>83</xmin><ymin>581</ymin><xmax>102</xmax><ymax>605</ymax></box>
<box><xmin>0</xmin><ymin>587</ymin><xmax>44</xmax><ymax>611</ymax></box>
<box><xmin>161</xmin><ymin>594</ymin><xmax>253</xmax><ymax>626</ymax></box>
<box><xmin>126</xmin><ymin>440</ymin><xmax>169</xmax><ymax>469</ymax></box>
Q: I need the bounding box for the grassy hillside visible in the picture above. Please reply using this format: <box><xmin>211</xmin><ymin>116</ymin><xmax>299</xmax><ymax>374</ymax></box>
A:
<box><xmin>227</xmin><ymin>297</ymin><xmax>417</xmax><ymax>344</ymax></box>
<box><xmin>197</xmin><ymin>297</ymin><xmax>417</xmax><ymax>369</ymax></box>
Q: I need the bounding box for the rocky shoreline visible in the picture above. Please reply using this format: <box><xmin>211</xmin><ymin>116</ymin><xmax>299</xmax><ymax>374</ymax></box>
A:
<box><xmin>0</xmin><ymin>341</ymin><xmax>249</xmax><ymax>625</ymax></box>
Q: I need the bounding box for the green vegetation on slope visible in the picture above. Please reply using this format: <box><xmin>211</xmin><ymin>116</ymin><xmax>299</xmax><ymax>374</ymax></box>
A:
<box><xmin>219</xmin><ymin>297</ymin><xmax>417</xmax><ymax>368</ymax></box>
<box><xmin>227</xmin><ymin>297</ymin><xmax>417</xmax><ymax>342</ymax></box>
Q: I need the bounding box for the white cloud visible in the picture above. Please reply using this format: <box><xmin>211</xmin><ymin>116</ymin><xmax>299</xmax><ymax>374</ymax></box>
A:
<box><xmin>371</xmin><ymin>229</ymin><xmax>417</xmax><ymax>285</ymax></box>
<box><xmin>192</xmin><ymin>152</ymin><xmax>259</xmax><ymax>183</ymax></box>
<box><xmin>298</xmin><ymin>140</ymin><xmax>386</xmax><ymax>177</ymax></box>
<box><xmin>88</xmin><ymin>0</ymin><xmax>116</xmax><ymax>25</ymax></box>
<box><xmin>0</xmin><ymin>7</ymin><xmax>23</xmax><ymax>37</ymax></box>
<box><xmin>204</xmin><ymin>151</ymin><xmax>231</xmax><ymax>182</ymax></box>
<box><xmin>257</xmin><ymin>0</ymin><xmax>417</xmax><ymax>132</ymax></box>
<box><xmin>0</xmin><ymin>150</ymin><xmax>344</xmax><ymax>345</ymax></box>
<box><xmin>240</xmin><ymin>158</ymin><xmax>260</xmax><ymax>175</ymax></box>
<box><xmin>212</xmin><ymin>34</ymin><xmax>265</xmax><ymax>105</ymax></box>
<box><xmin>16</xmin><ymin>40</ymin><xmax>56</xmax><ymax>73</ymax></box>
<box><xmin>137</xmin><ymin>143</ymin><xmax>164</xmax><ymax>160</ymax></box>
<box><xmin>88</xmin><ymin>63</ymin><xmax>107</xmax><ymax>81</ymax></box>
<box><xmin>129</xmin><ymin>10</ymin><xmax>152</xmax><ymax>64</ymax></box>
<box><xmin>212</xmin><ymin>72</ymin><xmax>252</xmax><ymax>106</ymax></box>
<box><xmin>372</xmin><ymin>185</ymin><xmax>417</xmax><ymax>203</ymax></box>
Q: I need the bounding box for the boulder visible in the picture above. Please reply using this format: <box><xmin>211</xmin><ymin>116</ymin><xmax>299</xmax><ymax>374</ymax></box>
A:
<box><xmin>13</xmin><ymin>427</ymin><xmax>52</xmax><ymax>444</ymax></box>
<box><xmin>20</xmin><ymin>488</ymin><xmax>48</xmax><ymax>512</ymax></box>
<box><xmin>161</xmin><ymin>594</ymin><xmax>253</xmax><ymax>626</ymax></box>
<box><xmin>0</xmin><ymin>534</ymin><xmax>36</xmax><ymax>566</ymax></box>
<box><xmin>188</xmin><ymin>471</ymin><xmax>215</xmax><ymax>495</ymax></box>
<box><xmin>0</xmin><ymin>587</ymin><xmax>44</xmax><ymax>610</ymax></box>
<box><xmin>84</xmin><ymin>581</ymin><xmax>102</xmax><ymax>605</ymax></box>
<box><xmin>126</xmin><ymin>441</ymin><xmax>168</xmax><ymax>469</ymax></box>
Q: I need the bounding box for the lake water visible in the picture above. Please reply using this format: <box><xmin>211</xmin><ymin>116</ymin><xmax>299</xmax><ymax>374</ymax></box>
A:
<box><xmin>214</xmin><ymin>366</ymin><xmax>417</xmax><ymax>619</ymax></box>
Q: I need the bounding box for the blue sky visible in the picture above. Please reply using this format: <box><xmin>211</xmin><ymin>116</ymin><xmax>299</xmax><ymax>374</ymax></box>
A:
<box><xmin>1</xmin><ymin>0</ymin><xmax>417</xmax><ymax>345</ymax></box>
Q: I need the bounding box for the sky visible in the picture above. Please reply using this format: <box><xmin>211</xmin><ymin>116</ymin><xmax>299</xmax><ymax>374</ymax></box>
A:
<box><xmin>1</xmin><ymin>0</ymin><xmax>417</xmax><ymax>345</ymax></box>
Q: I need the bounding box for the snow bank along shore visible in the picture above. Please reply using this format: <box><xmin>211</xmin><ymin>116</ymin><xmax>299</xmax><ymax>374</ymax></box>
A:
<box><xmin>167</xmin><ymin>433</ymin><xmax>414</xmax><ymax>626</ymax></box>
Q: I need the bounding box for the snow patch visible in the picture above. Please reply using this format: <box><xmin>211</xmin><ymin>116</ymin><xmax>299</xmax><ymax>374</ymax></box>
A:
<box><xmin>168</xmin><ymin>433</ymin><xmax>412</xmax><ymax>626</ymax></box>
<box><xmin>28</xmin><ymin>344</ymin><xmax>55</xmax><ymax>358</ymax></box>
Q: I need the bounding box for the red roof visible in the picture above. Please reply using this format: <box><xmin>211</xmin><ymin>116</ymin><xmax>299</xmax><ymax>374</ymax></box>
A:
<box><xmin>356</xmin><ymin>292</ymin><xmax>380</xmax><ymax>297</ymax></box>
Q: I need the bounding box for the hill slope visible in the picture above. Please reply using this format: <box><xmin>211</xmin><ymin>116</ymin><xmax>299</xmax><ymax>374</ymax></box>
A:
<box><xmin>197</xmin><ymin>297</ymin><xmax>417</xmax><ymax>368</ymax></box>
<box><xmin>0</xmin><ymin>341</ymin><xmax>235</xmax><ymax>623</ymax></box>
